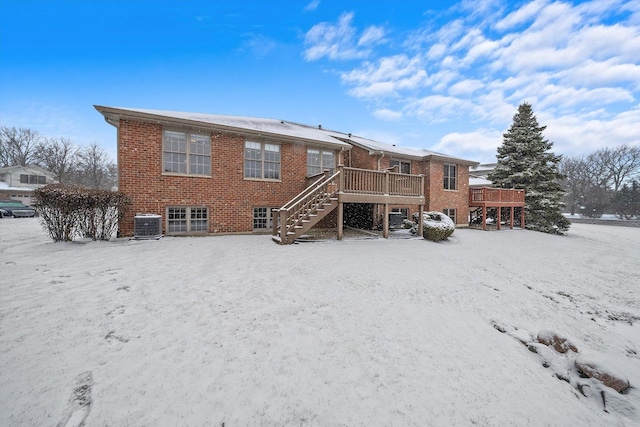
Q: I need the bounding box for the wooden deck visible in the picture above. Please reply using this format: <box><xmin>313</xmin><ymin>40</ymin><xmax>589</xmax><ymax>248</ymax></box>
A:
<box><xmin>469</xmin><ymin>187</ymin><xmax>525</xmax><ymax>230</ymax></box>
<box><xmin>274</xmin><ymin>166</ymin><xmax>425</xmax><ymax>244</ymax></box>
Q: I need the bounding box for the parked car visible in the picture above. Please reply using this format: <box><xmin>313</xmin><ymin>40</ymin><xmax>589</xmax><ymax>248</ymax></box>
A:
<box><xmin>0</xmin><ymin>200</ymin><xmax>37</xmax><ymax>218</ymax></box>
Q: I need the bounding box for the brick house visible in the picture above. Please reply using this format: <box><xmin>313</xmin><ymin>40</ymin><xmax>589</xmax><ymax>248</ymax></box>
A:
<box><xmin>95</xmin><ymin>106</ymin><xmax>483</xmax><ymax>242</ymax></box>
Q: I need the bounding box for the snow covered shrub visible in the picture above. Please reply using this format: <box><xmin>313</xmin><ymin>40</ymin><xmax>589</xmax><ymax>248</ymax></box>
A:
<box><xmin>403</xmin><ymin>219</ymin><xmax>416</xmax><ymax>229</ymax></box>
<box><xmin>34</xmin><ymin>184</ymin><xmax>131</xmax><ymax>242</ymax></box>
<box><xmin>412</xmin><ymin>211</ymin><xmax>455</xmax><ymax>242</ymax></box>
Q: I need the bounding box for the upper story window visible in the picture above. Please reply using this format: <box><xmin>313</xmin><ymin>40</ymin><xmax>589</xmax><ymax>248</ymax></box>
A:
<box><xmin>245</xmin><ymin>141</ymin><xmax>280</xmax><ymax>180</ymax></box>
<box><xmin>163</xmin><ymin>130</ymin><xmax>211</xmax><ymax>176</ymax></box>
<box><xmin>390</xmin><ymin>159</ymin><xmax>411</xmax><ymax>174</ymax></box>
<box><xmin>20</xmin><ymin>174</ymin><xmax>46</xmax><ymax>184</ymax></box>
<box><xmin>307</xmin><ymin>149</ymin><xmax>335</xmax><ymax>176</ymax></box>
<box><xmin>444</xmin><ymin>164</ymin><xmax>457</xmax><ymax>190</ymax></box>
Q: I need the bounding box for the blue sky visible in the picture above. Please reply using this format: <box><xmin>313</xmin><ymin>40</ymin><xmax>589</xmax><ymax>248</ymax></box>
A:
<box><xmin>1</xmin><ymin>0</ymin><xmax>639</xmax><ymax>163</ymax></box>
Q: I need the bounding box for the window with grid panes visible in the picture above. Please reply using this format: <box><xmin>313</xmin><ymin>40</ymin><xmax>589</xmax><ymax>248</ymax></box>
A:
<box><xmin>253</xmin><ymin>207</ymin><xmax>276</xmax><ymax>230</ymax></box>
<box><xmin>390</xmin><ymin>159</ymin><xmax>411</xmax><ymax>174</ymax></box>
<box><xmin>306</xmin><ymin>149</ymin><xmax>335</xmax><ymax>176</ymax></box>
<box><xmin>167</xmin><ymin>207</ymin><xmax>208</xmax><ymax>234</ymax></box>
<box><xmin>163</xmin><ymin>130</ymin><xmax>211</xmax><ymax>176</ymax></box>
<box><xmin>443</xmin><ymin>208</ymin><xmax>457</xmax><ymax>224</ymax></box>
<box><xmin>444</xmin><ymin>164</ymin><xmax>457</xmax><ymax>190</ymax></box>
<box><xmin>244</xmin><ymin>141</ymin><xmax>280</xmax><ymax>179</ymax></box>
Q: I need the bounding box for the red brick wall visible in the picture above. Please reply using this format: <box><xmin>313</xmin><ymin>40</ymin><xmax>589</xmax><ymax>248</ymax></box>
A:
<box><xmin>118</xmin><ymin>119</ymin><xmax>309</xmax><ymax>236</ymax></box>
<box><xmin>117</xmin><ymin>120</ymin><xmax>472</xmax><ymax>236</ymax></box>
<box><xmin>348</xmin><ymin>145</ymin><xmax>379</xmax><ymax>170</ymax></box>
<box><xmin>423</xmin><ymin>159</ymin><xmax>470</xmax><ymax>225</ymax></box>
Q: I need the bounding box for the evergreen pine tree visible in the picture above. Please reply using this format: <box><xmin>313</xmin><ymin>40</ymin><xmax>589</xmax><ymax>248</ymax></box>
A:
<box><xmin>488</xmin><ymin>102</ymin><xmax>570</xmax><ymax>234</ymax></box>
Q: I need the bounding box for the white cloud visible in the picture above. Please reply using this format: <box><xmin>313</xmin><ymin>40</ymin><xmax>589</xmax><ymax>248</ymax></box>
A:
<box><xmin>494</xmin><ymin>0</ymin><xmax>548</xmax><ymax>31</ymax></box>
<box><xmin>404</xmin><ymin>95</ymin><xmax>480</xmax><ymax>123</ymax></box>
<box><xmin>240</xmin><ymin>33</ymin><xmax>277</xmax><ymax>57</ymax></box>
<box><xmin>303</xmin><ymin>0</ymin><xmax>321</xmax><ymax>12</ymax></box>
<box><xmin>431</xmin><ymin>129</ymin><xmax>504</xmax><ymax>162</ymax></box>
<box><xmin>373</xmin><ymin>109</ymin><xmax>403</xmax><ymax>121</ymax></box>
<box><xmin>543</xmin><ymin>107</ymin><xmax>640</xmax><ymax>156</ymax></box>
<box><xmin>448</xmin><ymin>79</ymin><xmax>485</xmax><ymax>96</ymax></box>
<box><xmin>341</xmin><ymin>55</ymin><xmax>427</xmax><ymax>98</ymax></box>
<box><xmin>303</xmin><ymin>12</ymin><xmax>385</xmax><ymax>61</ymax></box>
<box><xmin>358</xmin><ymin>26</ymin><xmax>386</xmax><ymax>46</ymax></box>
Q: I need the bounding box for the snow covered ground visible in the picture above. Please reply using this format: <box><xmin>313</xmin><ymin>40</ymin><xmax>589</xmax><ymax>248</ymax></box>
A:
<box><xmin>1</xmin><ymin>218</ymin><xmax>639</xmax><ymax>426</ymax></box>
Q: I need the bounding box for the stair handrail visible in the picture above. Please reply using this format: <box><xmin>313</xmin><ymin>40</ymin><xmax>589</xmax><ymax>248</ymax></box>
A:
<box><xmin>280</xmin><ymin>170</ymin><xmax>339</xmax><ymax>211</ymax></box>
<box><xmin>277</xmin><ymin>169</ymin><xmax>341</xmax><ymax>242</ymax></box>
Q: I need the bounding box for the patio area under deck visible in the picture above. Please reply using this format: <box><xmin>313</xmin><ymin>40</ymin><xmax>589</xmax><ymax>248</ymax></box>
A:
<box><xmin>335</xmin><ymin>166</ymin><xmax>425</xmax><ymax>240</ymax></box>
<box><xmin>469</xmin><ymin>187</ymin><xmax>526</xmax><ymax>231</ymax></box>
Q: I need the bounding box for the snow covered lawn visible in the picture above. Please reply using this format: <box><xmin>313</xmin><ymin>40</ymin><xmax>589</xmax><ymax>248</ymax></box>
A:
<box><xmin>1</xmin><ymin>218</ymin><xmax>639</xmax><ymax>426</ymax></box>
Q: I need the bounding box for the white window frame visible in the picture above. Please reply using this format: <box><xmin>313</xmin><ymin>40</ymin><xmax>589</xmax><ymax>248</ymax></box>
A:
<box><xmin>253</xmin><ymin>207</ymin><xmax>277</xmax><ymax>231</ymax></box>
<box><xmin>443</xmin><ymin>208</ymin><xmax>457</xmax><ymax>224</ymax></box>
<box><xmin>444</xmin><ymin>164</ymin><xmax>457</xmax><ymax>190</ymax></box>
<box><xmin>390</xmin><ymin>159</ymin><xmax>411</xmax><ymax>174</ymax></box>
<box><xmin>307</xmin><ymin>148</ymin><xmax>336</xmax><ymax>176</ymax></box>
<box><xmin>166</xmin><ymin>206</ymin><xmax>209</xmax><ymax>234</ymax></box>
<box><xmin>162</xmin><ymin>129</ymin><xmax>211</xmax><ymax>176</ymax></box>
<box><xmin>244</xmin><ymin>141</ymin><xmax>281</xmax><ymax>180</ymax></box>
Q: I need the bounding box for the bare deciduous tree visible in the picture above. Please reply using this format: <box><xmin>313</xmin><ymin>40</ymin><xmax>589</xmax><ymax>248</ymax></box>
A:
<box><xmin>0</xmin><ymin>126</ymin><xmax>41</xmax><ymax>166</ymax></box>
<box><xmin>35</xmin><ymin>137</ymin><xmax>78</xmax><ymax>183</ymax></box>
<box><xmin>74</xmin><ymin>143</ymin><xmax>116</xmax><ymax>190</ymax></box>
<box><xmin>596</xmin><ymin>145</ymin><xmax>640</xmax><ymax>192</ymax></box>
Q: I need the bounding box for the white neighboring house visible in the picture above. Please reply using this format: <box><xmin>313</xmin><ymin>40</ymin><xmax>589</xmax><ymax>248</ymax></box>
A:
<box><xmin>469</xmin><ymin>163</ymin><xmax>496</xmax><ymax>188</ymax></box>
<box><xmin>0</xmin><ymin>165</ymin><xmax>57</xmax><ymax>206</ymax></box>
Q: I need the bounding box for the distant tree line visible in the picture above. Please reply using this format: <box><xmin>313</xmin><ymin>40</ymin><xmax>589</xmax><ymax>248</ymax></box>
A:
<box><xmin>0</xmin><ymin>125</ymin><xmax>116</xmax><ymax>190</ymax></box>
<box><xmin>561</xmin><ymin>145</ymin><xmax>640</xmax><ymax>219</ymax></box>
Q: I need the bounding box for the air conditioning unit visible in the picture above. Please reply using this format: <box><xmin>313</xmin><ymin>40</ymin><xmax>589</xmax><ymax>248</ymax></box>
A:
<box><xmin>134</xmin><ymin>214</ymin><xmax>162</xmax><ymax>240</ymax></box>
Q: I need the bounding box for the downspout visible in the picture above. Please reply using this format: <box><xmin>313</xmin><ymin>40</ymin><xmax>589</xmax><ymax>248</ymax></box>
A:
<box><xmin>377</xmin><ymin>151</ymin><xmax>384</xmax><ymax>170</ymax></box>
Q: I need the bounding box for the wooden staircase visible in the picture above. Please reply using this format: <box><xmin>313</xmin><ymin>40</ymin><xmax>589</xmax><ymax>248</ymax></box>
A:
<box><xmin>272</xmin><ymin>170</ymin><xmax>340</xmax><ymax>244</ymax></box>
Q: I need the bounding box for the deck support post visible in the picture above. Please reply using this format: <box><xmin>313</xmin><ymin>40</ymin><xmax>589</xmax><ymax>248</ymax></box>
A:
<box><xmin>337</xmin><ymin>201</ymin><xmax>344</xmax><ymax>240</ymax></box>
<box><xmin>521</xmin><ymin>207</ymin><xmax>525</xmax><ymax>229</ymax></box>
<box><xmin>510</xmin><ymin>206</ymin><xmax>514</xmax><ymax>229</ymax></box>
<box><xmin>482</xmin><ymin>205</ymin><xmax>487</xmax><ymax>231</ymax></box>
<box><xmin>496</xmin><ymin>207</ymin><xmax>501</xmax><ymax>230</ymax></box>
<box><xmin>383</xmin><ymin>203</ymin><xmax>389</xmax><ymax>238</ymax></box>
<box><xmin>418</xmin><ymin>204</ymin><xmax>424</xmax><ymax>237</ymax></box>
<box><xmin>279</xmin><ymin>209</ymin><xmax>287</xmax><ymax>243</ymax></box>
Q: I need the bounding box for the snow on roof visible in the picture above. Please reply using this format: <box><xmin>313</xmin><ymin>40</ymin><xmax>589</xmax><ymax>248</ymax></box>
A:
<box><xmin>95</xmin><ymin>106</ymin><xmax>479</xmax><ymax>164</ymax></box>
<box><xmin>325</xmin><ymin>130</ymin><xmax>478</xmax><ymax>164</ymax></box>
<box><xmin>95</xmin><ymin>106</ymin><xmax>351</xmax><ymax>149</ymax></box>
<box><xmin>0</xmin><ymin>181</ymin><xmax>35</xmax><ymax>192</ymax></box>
<box><xmin>469</xmin><ymin>177</ymin><xmax>493</xmax><ymax>187</ymax></box>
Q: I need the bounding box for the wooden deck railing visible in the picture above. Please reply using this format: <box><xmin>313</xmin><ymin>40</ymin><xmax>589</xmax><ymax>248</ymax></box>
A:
<box><xmin>469</xmin><ymin>187</ymin><xmax>525</xmax><ymax>205</ymax></box>
<box><xmin>340</xmin><ymin>166</ymin><xmax>423</xmax><ymax>197</ymax></box>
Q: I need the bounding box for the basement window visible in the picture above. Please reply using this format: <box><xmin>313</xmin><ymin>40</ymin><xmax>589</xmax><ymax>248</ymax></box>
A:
<box><xmin>443</xmin><ymin>208</ymin><xmax>457</xmax><ymax>224</ymax></box>
<box><xmin>166</xmin><ymin>206</ymin><xmax>208</xmax><ymax>234</ymax></box>
<box><xmin>253</xmin><ymin>207</ymin><xmax>277</xmax><ymax>230</ymax></box>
